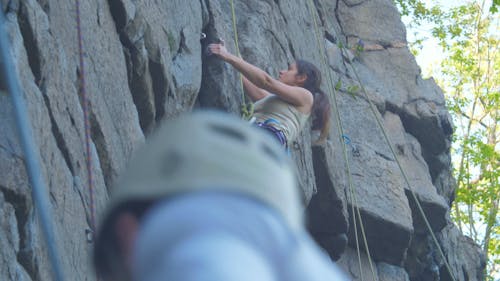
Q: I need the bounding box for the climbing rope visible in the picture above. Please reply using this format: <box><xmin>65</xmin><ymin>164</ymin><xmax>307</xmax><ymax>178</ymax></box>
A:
<box><xmin>0</xmin><ymin>9</ymin><xmax>65</xmax><ymax>281</ymax></box>
<box><xmin>305</xmin><ymin>1</ymin><xmax>378</xmax><ymax>280</ymax></box>
<box><xmin>229</xmin><ymin>0</ymin><xmax>254</xmax><ymax>120</ymax></box>
<box><xmin>76</xmin><ymin>0</ymin><xmax>96</xmax><ymax>237</ymax></box>
<box><xmin>345</xmin><ymin>41</ymin><xmax>457</xmax><ymax>281</ymax></box>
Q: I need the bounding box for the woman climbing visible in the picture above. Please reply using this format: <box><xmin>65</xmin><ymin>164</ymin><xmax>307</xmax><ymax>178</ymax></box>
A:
<box><xmin>208</xmin><ymin>41</ymin><xmax>331</xmax><ymax>148</ymax></box>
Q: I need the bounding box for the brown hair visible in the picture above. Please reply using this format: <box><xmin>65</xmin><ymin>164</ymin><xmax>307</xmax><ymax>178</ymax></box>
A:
<box><xmin>295</xmin><ymin>59</ymin><xmax>331</xmax><ymax>142</ymax></box>
<box><xmin>93</xmin><ymin>200</ymin><xmax>153</xmax><ymax>280</ymax></box>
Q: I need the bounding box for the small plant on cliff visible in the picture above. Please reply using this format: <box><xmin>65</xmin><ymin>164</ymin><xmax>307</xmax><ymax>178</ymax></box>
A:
<box><xmin>167</xmin><ymin>31</ymin><xmax>176</xmax><ymax>52</ymax></box>
<box><xmin>335</xmin><ymin>79</ymin><xmax>342</xmax><ymax>91</ymax></box>
<box><xmin>346</xmin><ymin>85</ymin><xmax>360</xmax><ymax>98</ymax></box>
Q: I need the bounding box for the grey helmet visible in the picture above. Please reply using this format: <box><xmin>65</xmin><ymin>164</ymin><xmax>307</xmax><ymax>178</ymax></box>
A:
<box><xmin>105</xmin><ymin>110</ymin><xmax>303</xmax><ymax>230</ymax></box>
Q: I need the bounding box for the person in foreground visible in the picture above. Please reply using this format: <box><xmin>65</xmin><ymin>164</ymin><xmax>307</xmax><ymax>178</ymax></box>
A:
<box><xmin>93</xmin><ymin>110</ymin><xmax>349</xmax><ymax>281</ymax></box>
<box><xmin>208</xmin><ymin>41</ymin><xmax>331</xmax><ymax>147</ymax></box>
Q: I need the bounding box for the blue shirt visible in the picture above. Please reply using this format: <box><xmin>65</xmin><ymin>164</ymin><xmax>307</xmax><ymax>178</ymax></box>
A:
<box><xmin>133</xmin><ymin>192</ymin><xmax>350</xmax><ymax>281</ymax></box>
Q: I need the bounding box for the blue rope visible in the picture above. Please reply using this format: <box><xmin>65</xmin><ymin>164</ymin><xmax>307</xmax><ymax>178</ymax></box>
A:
<box><xmin>0</xmin><ymin>9</ymin><xmax>65</xmax><ymax>281</ymax></box>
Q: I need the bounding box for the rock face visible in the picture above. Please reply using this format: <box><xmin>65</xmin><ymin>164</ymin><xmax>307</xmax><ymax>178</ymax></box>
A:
<box><xmin>0</xmin><ymin>0</ymin><xmax>485</xmax><ymax>280</ymax></box>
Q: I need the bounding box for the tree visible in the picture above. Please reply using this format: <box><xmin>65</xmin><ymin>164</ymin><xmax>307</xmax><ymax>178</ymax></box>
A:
<box><xmin>395</xmin><ymin>0</ymin><xmax>499</xmax><ymax>279</ymax></box>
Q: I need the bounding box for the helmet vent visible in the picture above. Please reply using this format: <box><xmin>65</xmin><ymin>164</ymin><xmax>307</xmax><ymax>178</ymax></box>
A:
<box><xmin>209</xmin><ymin>124</ymin><xmax>247</xmax><ymax>143</ymax></box>
<box><xmin>162</xmin><ymin>150</ymin><xmax>182</xmax><ymax>175</ymax></box>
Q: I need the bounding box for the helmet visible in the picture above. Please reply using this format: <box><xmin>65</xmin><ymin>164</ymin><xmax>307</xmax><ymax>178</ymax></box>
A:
<box><xmin>105</xmin><ymin>110</ymin><xmax>303</xmax><ymax>230</ymax></box>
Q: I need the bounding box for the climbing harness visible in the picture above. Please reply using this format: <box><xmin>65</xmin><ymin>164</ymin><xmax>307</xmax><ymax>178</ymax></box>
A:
<box><xmin>229</xmin><ymin>0</ymin><xmax>254</xmax><ymax>120</ymax></box>
<box><xmin>255</xmin><ymin>119</ymin><xmax>288</xmax><ymax>150</ymax></box>
<box><xmin>0</xmin><ymin>9</ymin><xmax>65</xmax><ymax>281</ymax></box>
<box><xmin>306</xmin><ymin>1</ymin><xmax>378</xmax><ymax>280</ymax></box>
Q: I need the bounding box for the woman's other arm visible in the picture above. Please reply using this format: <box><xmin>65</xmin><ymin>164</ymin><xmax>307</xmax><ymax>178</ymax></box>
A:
<box><xmin>242</xmin><ymin>76</ymin><xmax>270</xmax><ymax>102</ymax></box>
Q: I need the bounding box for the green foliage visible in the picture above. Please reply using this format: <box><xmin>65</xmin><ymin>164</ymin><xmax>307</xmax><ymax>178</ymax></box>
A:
<box><xmin>408</xmin><ymin>36</ymin><xmax>425</xmax><ymax>56</ymax></box>
<box><xmin>167</xmin><ymin>31</ymin><xmax>176</xmax><ymax>52</ymax></box>
<box><xmin>491</xmin><ymin>0</ymin><xmax>499</xmax><ymax>13</ymax></box>
<box><xmin>355</xmin><ymin>44</ymin><xmax>364</xmax><ymax>57</ymax></box>
<box><xmin>346</xmin><ymin>85</ymin><xmax>359</xmax><ymax>98</ymax></box>
<box><xmin>396</xmin><ymin>0</ymin><xmax>499</xmax><ymax>279</ymax></box>
<box><xmin>335</xmin><ymin>80</ymin><xmax>342</xmax><ymax>91</ymax></box>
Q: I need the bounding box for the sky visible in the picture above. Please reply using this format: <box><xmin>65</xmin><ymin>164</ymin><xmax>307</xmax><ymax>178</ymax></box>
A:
<box><xmin>401</xmin><ymin>0</ymin><xmax>455</xmax><ymax>77</ymax></box>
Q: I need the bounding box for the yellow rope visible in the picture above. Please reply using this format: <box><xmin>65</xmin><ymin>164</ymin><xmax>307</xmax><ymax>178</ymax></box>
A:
<box><xmin>229</xmin><ymin>0</ymin><xmax>254</xmax><ymax>120</ymax></box>
<box><xmin>305</xmin><ymin>1</ymin><xmax>378</xmax><ymax>280</ymax></box>
<box><xmin>346</xmin><ymin>45</ymin><xmax>457</xmax><ymax>281</ymax></box>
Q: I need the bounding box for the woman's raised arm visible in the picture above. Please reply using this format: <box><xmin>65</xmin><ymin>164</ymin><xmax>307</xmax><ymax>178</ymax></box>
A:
<box><xmin>208</xmin><ymin>43</ymin><xmax>313</xmax><ymax>111</ymax></box>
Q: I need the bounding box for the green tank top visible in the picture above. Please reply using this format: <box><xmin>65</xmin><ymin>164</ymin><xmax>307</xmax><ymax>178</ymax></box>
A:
<box><xmin>253</xmin><ymin>95</ymin><xmax>310</xmax><ymax>143</ymax></box>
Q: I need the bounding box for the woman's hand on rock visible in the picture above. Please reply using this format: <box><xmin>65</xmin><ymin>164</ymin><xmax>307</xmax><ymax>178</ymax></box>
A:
<box><xmin>208</xmin><ymin>40</ymin><xmax>230</xmax><ymax>60</ymax></box>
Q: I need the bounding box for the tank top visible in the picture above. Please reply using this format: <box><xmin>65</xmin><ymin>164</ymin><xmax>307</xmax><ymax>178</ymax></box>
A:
<box><xmin>253</xmin><ymin>95</ymin><xmax>310</xmax><ymax>143</ymax></box>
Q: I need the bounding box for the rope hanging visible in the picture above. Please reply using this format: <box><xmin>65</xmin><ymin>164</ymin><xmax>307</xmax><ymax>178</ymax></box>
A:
<box><xmin>229</xmin><ymin>0</ymin><xmax>254</xmax><ymax>120</ymax></box>
<box><xmin>346</xmin><ymin>45</ymin><xmax>458</xmax><ymax>281</ymax></box>
<box><xmin>0</xmin><ymin>8</ymin><xmax>65</xmax><ymax>281</ymax></box>
<box><xmin>306</xmin><ymin>2</ymin><xmax>458</xmax><ymax>280</ymax></box>
<box><xmin>75</xmin><ymin>0</ymin><xmax>97</xmax><ymax>236</ymax></box>
<box><xmin>304</xmin><ymin>1</ymin><xmax>378</xmax><ymax>280</ymax></box>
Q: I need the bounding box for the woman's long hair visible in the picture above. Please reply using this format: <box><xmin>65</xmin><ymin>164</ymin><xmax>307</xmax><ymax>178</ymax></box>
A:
<box><xmin>296</xmin><ymin>59</ymin><xmax>331</xmax><ymax>142</ymax></box>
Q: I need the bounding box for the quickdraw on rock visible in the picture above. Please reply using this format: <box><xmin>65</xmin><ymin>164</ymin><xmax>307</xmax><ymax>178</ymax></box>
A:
<box><xmin>342</xmin><ymin>134</ymin><xmax>360</xmax><ymax>157</ymax></box>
